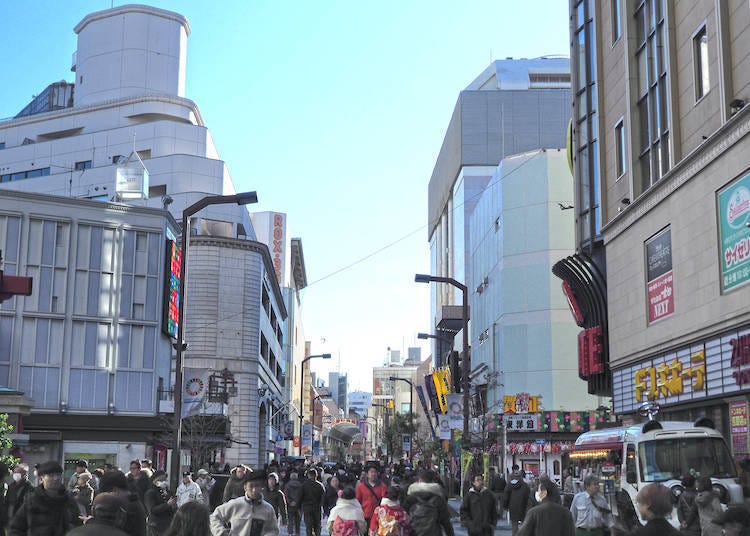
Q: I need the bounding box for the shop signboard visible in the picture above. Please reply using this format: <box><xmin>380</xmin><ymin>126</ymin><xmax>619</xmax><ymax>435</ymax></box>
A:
<box><xmin>446</xmin><ymin>394</ymin><xmax>463</xmax><ymax>429</ymax></box>
<box><xmin>718</xmin><ymin>171</ymin><xmax>750</xmax><ymax>292</ymax></box>
<box><xmin>506</xmin><ymin>413</ymin><xmax>538</xmax><ymax>432</ymax></box>
<box><xmin>438</xmin><ymin>415</ymin><xmax>451</xmax><ymax>440</ymax></box>
<box><xmin>729</xmin><ymin>400</ymin><xmax>749</xmax><ymax>458</ymax></box>
<box><xmin>645</xmin><ymin>227</ymin><xmax>674</xmax><ymax>323</ymax></box>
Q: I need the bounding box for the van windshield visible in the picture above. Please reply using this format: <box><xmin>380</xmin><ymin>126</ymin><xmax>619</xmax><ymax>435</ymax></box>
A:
<box><xmin>638</xmin><ymin>437</ymin><xmax>736</xmax><ymax>482</ymax></box>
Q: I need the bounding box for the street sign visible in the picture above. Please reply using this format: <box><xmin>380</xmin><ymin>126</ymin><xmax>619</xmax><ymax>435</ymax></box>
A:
<box><xmin>535</xmin><ymin>439</ymin><xmax>545</xmax><ymax>445</ymax></box>
<box><xmin>402</xmin><ymin>433</ymin><xmax>411</xmax><ymax>453</ymax></box>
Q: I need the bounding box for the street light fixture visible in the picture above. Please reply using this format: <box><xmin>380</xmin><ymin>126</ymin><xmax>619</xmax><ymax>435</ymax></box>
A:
<box><xmin>171</xmin><ymin>191</ymin><xmax>258</xmax><ymax>490</ymax></box>
<box><xmin>298</xmin><ymin>353</ymin><xmax>332</xmax><ymax>455</ymax></box>
<box><xmin>414</xmin><ymin>273</ymin><xmax>470</xmax><ymax>449</ymax></box>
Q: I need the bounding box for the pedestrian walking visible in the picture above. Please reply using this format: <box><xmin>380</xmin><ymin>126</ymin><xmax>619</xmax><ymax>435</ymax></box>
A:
<box><xmin>402</xmin><ymin>469</ymin><xmax>454</xmax><ymax>536</ymax></box>
<box><xmin>695</xmin><ymin>476</ymin><xmax>723</xmax><ymax>536</ymax></box>
<box><xmin>677</xmin><ymin>474</ymin><xmax>700</xmax><ymax>536</ymax></box>
<box><xmin>65</xmin><ymin>492</ymin><xmax>131</xmax><ymax>536</ymax></box>
<box><xmin>5</xmin><ymin>464</ymin><xmax>33</xmax><ymax>527</ymax></box>
<box><xmin>324</xmin><ymin>475</ymin><xmax>342</xmax><ymax>517</ymax></box>
<box><xmin>326</xmin><ymin>487</ymin><xmax>366</xmax><ymax>536</ymax></box>
<box><xmin>67</xmin><ymin>460</ymin><xmax>89</xmax><ymax>493</ymax></box>
<box><xmin>517</xmin><ymin>476</ymin><xmax>574</xmax><ymax>536</ymax></box>
<box><xmin>164</xmin><ymin>501</ymin><xmax>211</xmax><ymax>536</ymax></box>
<box><xmin>301</xmin><ymin>468</ymin><xmax>325</xmax><ymax>536</ymax></box>
<box><xmin>284</xmin><ymin>472</ymin><xmax>304</xmax><ymax>536</ymax></box>
<box><xmin>710</xmin><ymin>504</ymin><xmax>750</xmax><ymax>536</ymax></box>
<box><xmin>504</xmin><ymin>467</ymin><xmax>530</xmax><ymax>536</ymax></box>
<box><xmin>356</xmin><ymin>464</ymin><xmax>387</xmax><ymax>529</ymax></box>
<box><xmin>144</xmin><ymin>470</ymin><xmax>177</xmax><ymax>536</ymax></box>
<box><xmin>264</xmin><ymin>472</ymin><xmax>288</xmax><ymax>528</ymax></box>
<box><xmin>569</xmin><ymin>475</ymin><xmax>614</xmax><ymax>536</ymax></box>
<box><xmin>460</xmin><ymin>474</ymin><xmax>498</xmax><ymax>536</ymax></box>
<box><xmin>209</xmin><ymin>470</ymin><xmax>279</xmax><ymax>536</ymax></box>
<box><xmin>623</xmin><ymin>483</ymin><xmax>681</xmax><ymax>536</ymax></box>
<box><xmin>488</xmin><ymin>467</ymin><xmax>506</xmax><ymax>518</ymax></box>
<box><xmin>176</xmin><ymin>472</ymin><xmax>204</xmax><ymax>507</ymax></box>
<box><xmin>222</xmin><ymin>465</ymin><xmax>250</xmax><ymax>503</ymax></box>
<box><xmin>370</xmin><ymin>485</ymin><xmax>410</xmax><ymax>536</ymax></box>
<box><xmin>97</xmin><ymin>469</ymin><xmax>148</xmax><ymax>536</ymax></box>
<box><xmin>8</xmin><ymin>460</ymin><xmax>80</xmax><ymax>536</ymax></box>
<box><xmin>195</xmin><ymin>469</ymin><xmax>215</xmax><ymax>506</ymax></box>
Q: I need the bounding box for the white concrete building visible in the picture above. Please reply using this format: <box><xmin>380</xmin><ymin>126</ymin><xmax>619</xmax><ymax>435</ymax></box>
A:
<box><xmin>0</xmin><ymin>5</ymin><xmax>288</xmax><ymax>470</ymax></box>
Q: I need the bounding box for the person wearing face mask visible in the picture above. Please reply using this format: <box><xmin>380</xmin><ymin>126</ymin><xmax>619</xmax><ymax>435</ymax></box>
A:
<box><xmin>5</xmin><ymin>464</ymin><xmax>34</xmax><ymax>528</ymax></box>
<box><xmin>460</xmin><ymin>474</ymin><xmax>498</xmax><ymax>536</ymax></box>
<box><xmin>8</xmin><ymin>460</ymin><xmax>80</xmax><ymax>536</ymax></box>
<box><xmin>144</xmin><ymin>470</ymin><xmax>177</xmax><ymax>536</ymax></box>
<box><xmin>209</xmin><ymin>470</ymin><xmax>279</xmax><ymax>536</ymax></box>
<box><xmin>517</xmin><ymin>477</ymin><xmax>574</xmax><ymax>536</ymax></box>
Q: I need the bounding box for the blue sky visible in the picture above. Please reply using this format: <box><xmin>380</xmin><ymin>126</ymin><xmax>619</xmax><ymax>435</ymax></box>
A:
<box><xmin>1</xmin><ymin>1</ymin><xmax>570</xmax><ymax>390</ymax></box>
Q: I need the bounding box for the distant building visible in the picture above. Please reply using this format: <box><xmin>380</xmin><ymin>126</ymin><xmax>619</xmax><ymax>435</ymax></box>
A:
<box><xmin>328</xmin><ymin>372</ymin><xmax>348</xmax><ymax>416</ymax></box>
<box><xmin>348</xmin><ymin>391</ymin><xmax>372</xmax><ymax>418</ymax></box>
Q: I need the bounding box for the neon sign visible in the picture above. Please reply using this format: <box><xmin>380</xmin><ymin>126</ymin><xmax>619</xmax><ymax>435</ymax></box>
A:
<box><xmin>162</xmin><ymin>239</ymin><xmax>181</xmax><ymax>338</ymax></box>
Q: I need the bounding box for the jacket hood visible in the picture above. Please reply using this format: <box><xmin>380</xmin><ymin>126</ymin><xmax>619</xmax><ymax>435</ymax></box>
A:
<box><xmin>407</xmin><ymin>482</ymin><xmax>444</xmax><ymax>496</ymax></box>
<box><xmin>329</xmin><ymin>498</ymin><xmax>365</xmax><ymax>521</ymax></box>
<box><xmin>380</xmin><ymin>498</ymin><xmax>401</xmax><ymax>507</ymax></box>
<box><xmin>509</xmin><ymin>477</ymin><xmax>525</xmax><ymax>489</ymax></box>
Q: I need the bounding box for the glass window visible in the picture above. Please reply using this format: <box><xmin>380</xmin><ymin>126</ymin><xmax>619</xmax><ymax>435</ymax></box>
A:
<box><xmin>577</xmin><ymin>1</ymin><xmax>585</xmax><ymax>29</ymax></box>
<box><xmin>639</xmin><ymin>438</ymin><xmax>736</xmax><ymax>481</ymax></box>
<box><xmin>0</xmin><ymin>143</ymin><xmax>5</xmax><ymax>150</ymax></box>
<box><xmin>635</xmin><ymin>4</ymin><xmax>646</xmax><ymax>46</ymax></box>
<box><xmin>694</xmin><ymin>26</ymin><xmax>709</xmax><ymax>100</ymax></box>
<box><xmin>612</xmin><ymin>0</ymin><xmax>622</xmax><ymax>42</ymax></box>
<box><xmin>74</xmin><ymin>160</ymin><xmax>92</xmax><ymax>171</ymax></box>
<box><xmin>615</xmin><ymin>120</ymin><xmax>626</xmax><ymax>177</ymax></box>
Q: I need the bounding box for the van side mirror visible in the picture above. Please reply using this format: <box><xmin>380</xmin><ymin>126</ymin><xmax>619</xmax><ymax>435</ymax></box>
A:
<box><xmin>626</xmin><ymin>470</ymin><xmax>637</xmax><ymax>484</ymax></box>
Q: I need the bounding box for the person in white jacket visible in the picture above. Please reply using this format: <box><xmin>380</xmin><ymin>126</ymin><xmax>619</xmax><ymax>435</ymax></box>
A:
<box><xmin>176</xmin><ymin>471</ymin><xmax>205</xmax><ymax>507</ymax></box>
<box><xmin>210</xmin><ymin>470</ymin><xmax>279</xmax><ymax>536</ymax></box>
<box><xmin>326</xmin><ymin>487</ymin><xmax>367</xmax><ymax>536</ymax></box>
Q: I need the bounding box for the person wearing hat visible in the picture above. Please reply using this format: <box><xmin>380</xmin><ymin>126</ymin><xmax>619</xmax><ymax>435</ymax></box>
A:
<box><xmin>209</xmin><ymin>469</ymin><xmax>279</xmax><ymax>536</ymax></box>
<box><xmin>67</xmin><ymin>459</ymin><xmax>89</xmax><ymax>492</ymax></box>
<box><xmin>97</xmin><ymin>469</ymin><xmax>147</xmax><ymax>536</ymax></box>
<box><xmin>222</xmin><ymin>464</ymin><xmax>251</xmax><ymax>503</ymax></box>
<box><xmin>195</xmin><ymin>469</ymin><xmax>216</xmax><ymax>505</ymax></box>
<box><xmin>66</xmin><ymin>492</ymin><xmax>130</xmax><ymax>536</ymax></box>
<box><xmin>176</xmin><ymin>471</ymin><xmax>204</xmax><ymax>507</ymax></box>
<box><xmin>8</xmin><ymin>460</ymin><xmax>81</xmax><ymax>536</ymax></box>
<box><xmin>144</xmin><ymin>470</ymin><xmax>176</xmax><ymax>536</ymax></box>
<box><xmin>712</xmin><ymin>505</ymin><xmax>750</xmax><ymax>536</ymax></box>
<box><xmin>72</xmin><ymin>472</ymin><xmax>95</xmax><ymax>517</ymax></box>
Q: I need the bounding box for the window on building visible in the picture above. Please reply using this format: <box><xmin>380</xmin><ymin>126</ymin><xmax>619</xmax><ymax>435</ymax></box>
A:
<box><xmin>0</xmin><ymin>142</ymin><xmax>5</xmax><ymax>150</ymax></box>
<box><xmin>148</xmin><ymin>184</ymin><xmax>166</xmax><ymax>198</ymax></box>
<box><xmin>74</xmin><ymin>160</ymin><xmax>92</xmax><ymax>171</ymax></box>
<box><xmin>693</xmin><ymin>26</ymin><xmax>709</xmax><ymax>101</ymax></box>
<box><xmin>573</xmin><ymin>0</ymin><xmax>601</xmax><ymax>250</ymax></box>
<box><xmin>615</xmin><ymin>119</ymin><xmax>626</xmax><ymax>178</ymax></box>
<box><xmin>136</xmin><ymin>149</ymin><xmax>151</xmax><ymax>160</ymax></box>
<box><xmin>634</xmin><ymin>0</ymin><xmax>670</xmax><ymax>197</ymax></box>
<box><xmin>612</xmin><ymin>0</ymin><xmax>622</xmax><ymax>43</ymax></box>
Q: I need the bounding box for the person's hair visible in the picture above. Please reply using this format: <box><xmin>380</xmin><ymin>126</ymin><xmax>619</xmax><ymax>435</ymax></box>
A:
<box><xmin>386</xmin><ymin>485</ymin><xmax>401</xmax><ymax>501</ymax></box>
<box><xmin>129</xmin><ymin>459</ymin><xmax>141</xmax><ymax>469</ymax></box>
<box><xmin>306</xmin><ymin>468</ymin><xmax>318</xmax><ymax>479</ymax></box>
<box><xmin>473</xmin><ymin>474</ymin><xmax>484</xmax><ymax>482</ymax></box>
<box><xmin>583</xmin><ymin>475</ymin><xmax>600</xmax><ymax>488</ymax></box>
<box><xmin>91</xmin><ymin>492</ymin><xmax>128</xmax><ymax>528</ymax></box>
<box><xmin>636</xmin><ymin>483</ymin><xmax>673</xmax><ymax>517</ymax></box>
<box><xmin>696</xmin><ymin>476</ymin><xmax>713</xmax><ymax>493</ymax></box>
<box><xmin>164</xmin><ymin>501</ymin><xmax>210</xmax><ymax>536</ymax></box>
<box><xmin>538</xmin><ymin>476</ymin><xmax>555</xmax><ymax>494</ymax></box>
<box><xmin>289</xmin><ymin>472</ymin><xmax>298</xmax><ymax>480</ymax></box>
<box><xmin>98</xmin><ymin>470</ymin><xmax>129</xmax><ymax>492</ymax></box>
<box><xmin>341</xmin><ymin>487</ymin><xmax>356</xmax><ymax>500</ymax></box>
<box><xmin>512</xmin><ymin>464</ymin><xmax>520</xmax><ymax>471</ymax></box>
<box><xmin>681</xmin><ymin>474</ymin><xmax>696</xmax><ymax>489</ymax></box>
<box><xmin>419</xmin><ymin>469</ymin><xmax>439</xmax><ymax>484</ymax></box>
<box><xmin>14</xmin><ymin>463</ymin><xmax>29</xmax><ymax>474</ymax></box>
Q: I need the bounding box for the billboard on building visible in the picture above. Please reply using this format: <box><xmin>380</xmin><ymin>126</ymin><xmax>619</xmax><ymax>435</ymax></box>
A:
<box><xmin>718</xmin><ymin>171</ymin><xmax>750</xmax><ymax>292</ymax></box>
<box><xmin>250</xmin><ymin>212</ymin><xmax>287</xmax><ymax>286</ymax></box>
<box><xmin>162</xmin><ymin>239</ymin><xmax>181</xmax><ymax>338</ymax></box>
<box><xmin>645</xmin><ymin>227</ymin><xmax>674</xmax><ymax>323</ymax></box>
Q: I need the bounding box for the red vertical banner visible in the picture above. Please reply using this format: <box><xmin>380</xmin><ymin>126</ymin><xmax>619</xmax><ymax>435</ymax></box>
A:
<box><xmin>730</xmin><ymin>400</ymin><xmax>749</xmax><ymax>460</ymax></box>
<box><xmin>645</xmin><ymin>228</ymin><xmax>674</xmax><ymax>323</ymax></box>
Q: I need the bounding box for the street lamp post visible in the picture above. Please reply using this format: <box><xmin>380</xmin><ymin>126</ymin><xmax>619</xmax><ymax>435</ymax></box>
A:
<box><xmin>414</xmin><ymin>274</ymin><xmax>470</xmax><ymax>448</ymax></box>
<box><xmin>298</xmin><ymin>353</ymin><xmax>332</xmax><ymax>455</ymax></box>
<box><xmin>388</xmin><ymin>376</ymin><xmax>414</xmax><ymax>462</ymax></box>
<box><xmin>171</xmin><ymin>192</ymin><xmax>257</xmax><ymax>491</ymax></box>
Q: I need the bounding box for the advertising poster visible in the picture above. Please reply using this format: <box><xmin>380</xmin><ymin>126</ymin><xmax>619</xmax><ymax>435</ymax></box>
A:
<box><xmin>645</xmin><ymin>227</ymin><xmax>674</xmax><ymax>323</ymax></box>
<box><xmin>182</xmin><ymin>368</ymin><xmax>210</xmax><ymax>416</ymax></box>
<box><xmin>446</xmin><ymin>394</ymin><xmax>463</xmax><ymax>429</ymax></box>
<box><xmin>718</xmin><ymin>171</ymin><xmax>750</xmax><ymax>292</ymax></box>
<box><xmin>301</xmin><ymin>424</ymin><xmax>313</xmax><ymax>449</ymax></box>
<box><xmin>438</xmin><ymin>415</ymin><xmax>451</xmax><ymax>440</ymax></box>
<box><xmin>730</xmin><ymin>400</ymin><xmax>749</xmax><ymax>459</ymax></box>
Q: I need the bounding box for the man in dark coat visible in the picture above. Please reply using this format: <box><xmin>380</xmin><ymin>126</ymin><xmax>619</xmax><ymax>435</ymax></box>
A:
<box><xmin>283</xmin><ymin>471</ymin><xmax>304</xmax><ymax>536</ymax></box>
<box><xmin>5</xmin><ymin>463</ymin><xmax>34</xmax><ymax>525</ymax></box>
<box><xmin>504</xmin><ymin>467</ymin><xmax>530</xmax><ymax>536</ymax></box>
<box><xmin>97</xmin><ymin>470</ymin><xmax>147</xmax><ymax>536</ymax></box>
<box><xmin>300</xmin><ymin>468</ymin><xmax>324</xmax><ymax>536</ymax></box>
<box><xmin>517</xmin><ymin>476</ymin><xmax>574</xmax><ymax>536</ymax></box>
<box><xmin>66</xmin><ymin>492</ymin><xmax>130</xmax><ymax>536</ymax></box>
<box><xmin>489</xmin><ymin>466</ymin><xmax>507</xmax><ymax>517</ymax></box>
<box><xmin>143</xmin><ymin>470</ymin><xmax>176</xmax><ymax>536</ymax></box>
<box><xmin>9</xmin><ymin>460</ymin><xmax>80</xmax><ymax>536</ymax></box>
<box><xmin>460</xmin><ymin>474</ymin><xmax>498</xmax><ymax>536</ymax></box>
<box><xmin>221</xmin><ymin>464</ymin><xmax>250</xmax><ymax>503</ymax></box>
<box><xmin>403</xmin><ymin>469</ymin><xmax>455</xmax><ymax>536</ymax></box>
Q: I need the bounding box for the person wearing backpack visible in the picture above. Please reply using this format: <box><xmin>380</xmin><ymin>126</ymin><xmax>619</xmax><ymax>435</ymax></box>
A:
<box><xmin>355</xmin><ymin>464</ymin><xmax>387</xmax><ymax>529</ymax></box>
<box><xmin>402</xmin><ymin>470</ymin><xmax>454</xmax><ymax>536</ymax></box>
<box><xmin>326</xmin><ymin>487</ymin><xmax>366</xmax><ymax>536</ymax></box>
<box><xmin>369</xmin><ymin>485</ymin><xmax>410</xmax><ymax>536</ymax></box>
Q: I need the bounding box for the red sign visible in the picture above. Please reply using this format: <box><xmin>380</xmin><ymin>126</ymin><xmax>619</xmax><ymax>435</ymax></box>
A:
<box><xmin>730</xmin><ymin>401</ymin><xmax>748</xmax><ymax>457</ymax></box>
<box><xmin>647</xmin><ymin>270</ymin><xmax>674</xmax><ymax>323</ymax></box>
<box><xmin>162</xmin><ymin>239</ymin><xmax>181</xmax><ymax>338</ymax></box>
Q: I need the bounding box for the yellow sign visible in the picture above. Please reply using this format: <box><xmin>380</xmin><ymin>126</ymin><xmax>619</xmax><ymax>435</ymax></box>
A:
<box><xmin>432</xmin><ymin>369</ymin><xmax>452</xmax><ymax>413</ymax></box>
<box><xmin>503</xmin><ymin>393</ymin><xmax>540</xmax><ymax>414</ymax></box>
<box><xmin>634</xmin><ymin>350</ymin><xmax>706</xmax><ymax>402</ymax></box>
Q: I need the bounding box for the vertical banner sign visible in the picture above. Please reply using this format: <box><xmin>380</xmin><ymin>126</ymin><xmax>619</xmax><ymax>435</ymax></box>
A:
<box><xmin>302</xmin><ymin>424</ymin><xmax>313</xmax><ymax>450</ymax></box>
<box><xmin>645</xmin><ymin>227</ymin><xmax>674</xmax><ymax>323</ymax></box>
<box><xmin>402</xmin><ymin>433</ymin><xmax>411</xmax><ymax>454</ymax></box>
<box><xmin>162</xmin><ymin>239</ymin><xmax>181</xmax><ymax>338</ymax></box>
<box><xmin>730</xmin><ymin>400</ymin><xmax>749</xmax><ymax>459</ymax></box>
<box><xmin>438</xmin><ymin>415</ymin><xmax>451</xmax><ymax>440</ymax></box>
<box><xmin>424</xmin><ymin>374</ymin><xmax>441</xmax><ymax>416</ymax></box>
<box><xmin>415</xmin><ymin>386</ymin><xmax>436</xmax><ymax>438</ymax></box>
<box><xmin>182</xmin><ymin>368</ymin><xmax>210</xmax><ymax>416</ymax></box>
<box><xmin>446</xmin><ymin>394</ymin><xmax>463</xmax><ymax>429</ymax></box>
<box><xmin>432</xmin><ymin>371</ymin><xmax>448</xmax><ymax>413</ymax></box>
<box><xmin>718</xmin><ymin>172</ymin><xmax>750</xmax><ymax>292</ymax></box>
<box><xmin>271</xmin><ymin>213</ymin><xmax>286</xmax><ymax>286</ymax></box>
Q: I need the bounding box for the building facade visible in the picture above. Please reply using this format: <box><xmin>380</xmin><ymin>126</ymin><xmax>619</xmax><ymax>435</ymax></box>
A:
<box><xmin>562</xmin><ymin>0</ymin><xmax>750</xmax><ymax>457</ymax></box>
<box><xmin>0</xmin><ymin>5</ymin><xmax>290</xmax><ymax>470</ymax></box>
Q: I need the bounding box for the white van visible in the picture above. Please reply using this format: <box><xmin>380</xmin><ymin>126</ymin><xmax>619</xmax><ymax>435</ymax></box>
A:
<box><xmin>570</xmin><ymin>408</ymin><xmax>742</xmax><ymax>530</ymax></box>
